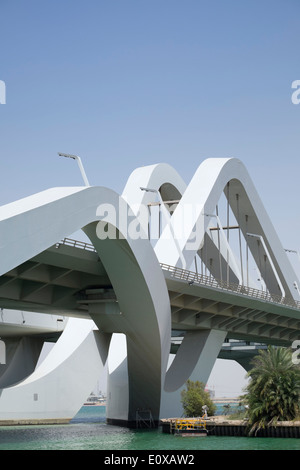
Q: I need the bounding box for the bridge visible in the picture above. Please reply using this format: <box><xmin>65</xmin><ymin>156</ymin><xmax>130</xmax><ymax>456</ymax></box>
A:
<box><xmin>0</xmin><ymin>157</ymin><xmax>299</xmax><ymax>426</ymax></box>
<box><xmin>2</xmin><ymin>236</ymin><xmax>299</xmax><ymax>345</ymax></box>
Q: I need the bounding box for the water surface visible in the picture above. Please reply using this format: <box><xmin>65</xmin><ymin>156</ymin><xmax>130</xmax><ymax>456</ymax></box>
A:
<box><xmin>0</xmin><ymin>406</ymin><xmax>299</xmax><ymax>451</ymax></box>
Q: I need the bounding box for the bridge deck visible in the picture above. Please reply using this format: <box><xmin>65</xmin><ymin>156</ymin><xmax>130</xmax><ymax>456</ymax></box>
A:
<box><xmin>0</xmin><ymin>238</ymin><xmax>299</xmax><ymax>346</ymax></box>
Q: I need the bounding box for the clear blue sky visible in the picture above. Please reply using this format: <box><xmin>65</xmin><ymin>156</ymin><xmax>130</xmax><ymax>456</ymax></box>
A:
<box><xmin>1</xmin><ymin>0</ymin><xmax>300</xmax><ymax>396</ymax></box>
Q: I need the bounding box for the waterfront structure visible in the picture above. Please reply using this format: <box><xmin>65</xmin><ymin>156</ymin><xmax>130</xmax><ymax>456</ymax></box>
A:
<box><xmin>0</xmin><ymin>157</ymin><xmax>299</xmax><ymax>427</ymax></box>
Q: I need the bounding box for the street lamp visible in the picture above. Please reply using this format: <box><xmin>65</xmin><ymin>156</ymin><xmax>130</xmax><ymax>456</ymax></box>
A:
<box><xmin>205</xmin><ymin>213</ymin><xmax>242</xmax><ymax>285</ymax></box>
<box><xmin>58</xmin><ymin>152</ymin><xmax>90</xmax><ymax>186</ymax></box>
<box><xmin>140</xmin><ymin>187</ymin><xmax>187</xmax><ymax>269</ymax></box>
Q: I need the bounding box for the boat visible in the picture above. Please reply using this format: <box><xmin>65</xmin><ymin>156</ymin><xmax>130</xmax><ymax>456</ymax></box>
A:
<box><xmin>170</xmin><ymin>418</ymin><xmax>208</xmax><ymax>437</ymax></box>
<box><xmin>83</xmin><ymin>392</ymin><xmax>106</xmax><ymax>406</ymax></box>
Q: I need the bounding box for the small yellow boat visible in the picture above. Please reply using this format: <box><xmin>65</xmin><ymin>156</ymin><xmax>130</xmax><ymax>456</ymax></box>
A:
<box><xmin>170</xmin><ymin>418</ymin><xmax>208</xmax><ymax>437</ymax></box>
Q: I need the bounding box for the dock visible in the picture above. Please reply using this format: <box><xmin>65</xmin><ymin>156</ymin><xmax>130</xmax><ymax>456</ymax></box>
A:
<box><xmin>161</xmin><ymin>416</ymin><xmax>300</xmax><ymax>438</ymax></box>
<box><xmin>161</xmin><ymin>418</ymin><xmax>208</xmax><ymax>436</ymax></box>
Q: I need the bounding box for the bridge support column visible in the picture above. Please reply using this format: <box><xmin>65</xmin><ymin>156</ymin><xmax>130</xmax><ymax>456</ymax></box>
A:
<box><xmin>84</xmin><ymin>216</ymin><xmax>171</xmax><ymax>429</ymax></box>
<box><xmin>104</xmin><ymin>333</ymin><xmax>167</xmax><ymax>428</ymax></box>
<box><xmin>0</xmin><ymin>337</ymin><xmax>44</xmax><ymax>388</ymax></box>
<box><xmin>234</xmin><ymin>356</ymin><xmax>255</xmax><ymax>372</ymax></box>
<box><xmin>160</xmin><ymin>329</ymin><xmax>226</xmax><ymax>419</ymax></box>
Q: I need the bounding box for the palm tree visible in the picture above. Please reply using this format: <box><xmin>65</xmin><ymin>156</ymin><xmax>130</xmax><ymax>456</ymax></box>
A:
<box><xmin>243</xmin><ymin>346</ymin><xmax>300</xmax><ymax>435</ymax></box>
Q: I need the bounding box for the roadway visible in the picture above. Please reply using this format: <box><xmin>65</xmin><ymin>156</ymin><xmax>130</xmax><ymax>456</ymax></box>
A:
<box><xmin>0</xmin><ymin>237</ymin><xmax>299</xmax><ymax>348</ymax></box>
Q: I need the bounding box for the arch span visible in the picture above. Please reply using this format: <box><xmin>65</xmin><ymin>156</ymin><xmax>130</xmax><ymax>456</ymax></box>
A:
<box><xmin>155</xmin><ymin>158</ymin><xmax>299</xmax><ymax>300</ymax></box>
<box><xmin>0</xmin><ymin>185</ymin><xmax>171</xmax><ymax>425</ymax></box>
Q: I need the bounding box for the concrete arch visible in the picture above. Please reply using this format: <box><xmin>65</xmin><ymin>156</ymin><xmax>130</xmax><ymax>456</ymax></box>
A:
<box><xmin>123</xmin><ymin>162</ymin><xmax>241</xmax><ymax>281</ymax></box>
<box><xmin>0</xmin><ymin>336</ymin><xmax>44</xmax><ymax>388</ymax></box>
<box><xmin>122</xmin><ymin>162</ymin><xmax>186</xmax><ymax>239</ymax></box>
<box><xmin>101</xmin><ymin>164</ymin><xmax>186</xmax><ymax>420</ymax></box>
<box><xmin>0</xmin><ymin>318</ymin><xmax>110</xmax><ymax>422</ymax></box>
<box><xmin>121</xmin><ymin>163</ymin><xmax>241</xmax><ymax>404</ymax></box>
<box><xmin>155</xmin><ymin>158</ymin><xmax>299</xmax><ymax>300</ymax></box>
<box><xmin>122</xmin><ymin>163</ymin><xmax>186</xmax><ymax>210</ymax></box>
<box><xmin>0</xmin><ymin>185</ymin><xmax>171</xmax><ymax>424</ymax></box>
<box><xmin>121</xmin><ymin>159</ymin><xmax>300</xmax><ymax>416</ymax></box>
<box><xmin>164</xmin><ymin>329</ymin><xmax>226</xmax><ymax>393</ymax></box>
<box><xmin>83</xmin><ymin>198</ymin><xmax>171</xmax><ymax>424</ymax></box>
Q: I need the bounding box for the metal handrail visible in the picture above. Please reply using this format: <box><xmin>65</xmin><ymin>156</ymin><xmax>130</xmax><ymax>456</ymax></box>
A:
<box><xmin>160</xmin><ymin>263</ymin><xmax>300</xmax><ymax>311</ymax></box>
<box><xmin>55</xmin><ymin>238</ymin><xmax>300</xmax><ymax>311</ymax></box>
<box><xmin>57</xmin><ymin>237</ymin><xmax>97</xmax><ymax>252</ymax></box>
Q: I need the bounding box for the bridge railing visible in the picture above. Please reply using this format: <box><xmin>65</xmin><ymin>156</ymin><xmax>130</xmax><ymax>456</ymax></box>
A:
<box><xmin>160</xmin><ymin>263</ymin><xmax>300</xmax><ymax>311</ymax></box>
<box><xmin>57</xmin><ymin>237</ymin><xmax>97</xmax><ymax>252</ymax></box>
<box><xmin>56</xmin><ymin>238</ymin><xmax>300</xmax><ymax>311</ymax></box>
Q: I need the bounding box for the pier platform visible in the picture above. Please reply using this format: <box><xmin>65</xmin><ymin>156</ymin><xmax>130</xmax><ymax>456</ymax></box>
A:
<box><xmin>161</xmin><ymin>416</ymin><xmax>300</xmax><ymax>438</ymax></box>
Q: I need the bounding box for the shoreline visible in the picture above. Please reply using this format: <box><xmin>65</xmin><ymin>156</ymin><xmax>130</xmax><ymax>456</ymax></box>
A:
<box><xmin>161</xmin><ymin>415</ymin><xmax>300</xmax><ymax>437</ymax></box>
<box><xmin>83</xmin><ymin>403</ymin><xmax>106</xmax><ymax>407</ymax></box>
<box><xmin>212</xmin><ymin>398</ymin><xmax>241</xmax><ymax>403</ymax></box>
<box><xmin>208</xmin><ymin>414</ymin><xmax>300</xmax><ymax>426</ymax></box>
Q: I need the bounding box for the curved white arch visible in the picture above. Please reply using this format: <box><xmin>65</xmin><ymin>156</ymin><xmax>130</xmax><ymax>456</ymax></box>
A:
<box><xmin>101</xmin><ymin>164</ymin><xmax>186</xmax><ymax>423</ymax></box>
<box><xmin>121</xmin><ymin>162</ymin><xmax>248</xmax><ymax>397</ymax></box>
<box><xmin>122</xmin><ymin>163</ymin><xmax>186</xmax><ymax>211</ymax></box>
<box><xmin>0</xmin><ymin>185</ymin><xmax>171</xmax><ymax>424</ymax></box>
<box><xmin>123</xmin><ymin>162</ymin><xmax>241</xmax><ymax>282</ymax></box>
<box><xmin>123</xmin><ymin>159</ymin><xmax>300</xmax><ymax>400</ymax></box>
<box><xmin>122</xmin><ymin>162</ymin><xmax>186</xmax><ymax>240</ymax></box>
<box><xmin>0</xmin><ymin>318</ymin><xmax>110</xmax><ymax>421</ymax></box>
<box><xmin>155</xmin><ymin>158</ymin><xmax>300</xmax><ymax>300</ymax></box>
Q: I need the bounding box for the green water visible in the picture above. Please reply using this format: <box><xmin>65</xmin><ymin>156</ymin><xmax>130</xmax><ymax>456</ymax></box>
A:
<box><xmin>0</xmin><ymin>406</ymin><xmax>299</xmax><ymax>451</ymax></box>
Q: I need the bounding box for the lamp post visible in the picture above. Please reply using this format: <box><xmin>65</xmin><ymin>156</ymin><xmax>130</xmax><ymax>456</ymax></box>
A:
<box><xmin>58</xmin><ymin>152</ymin><xmax>90</xmax><ymax>186</ymax></box>
<box><xmin>205</xmin><ymin>213</ymin><xmax>242</xmax><ymax>285</ymax></box>
<box><xmin>140</xmin><ymin>187</ymin><xmax>187</xmax><ymax>270</ymax></box>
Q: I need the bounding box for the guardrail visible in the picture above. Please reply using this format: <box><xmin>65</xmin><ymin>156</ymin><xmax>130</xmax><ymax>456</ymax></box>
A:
<box><xmin>160</xmin><ymin>263</ymin><xmax>300</xmax><ymax>311</ymax></box>
<box><xmin>55</xmin><ymin>238</ymin><xmax>300</xmax><ymax>311</ymax></box>
<box><xmin>57</xmin><ymin>237</ymin><xmax>97</xmax><ymax>252</ymax></box>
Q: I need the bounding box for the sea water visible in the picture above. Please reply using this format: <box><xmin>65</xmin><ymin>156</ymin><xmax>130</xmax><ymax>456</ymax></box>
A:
<box><xmin>0</xmin><ymin>405</ymin><xmax>300</xmax><ymax>451</ymax></box>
